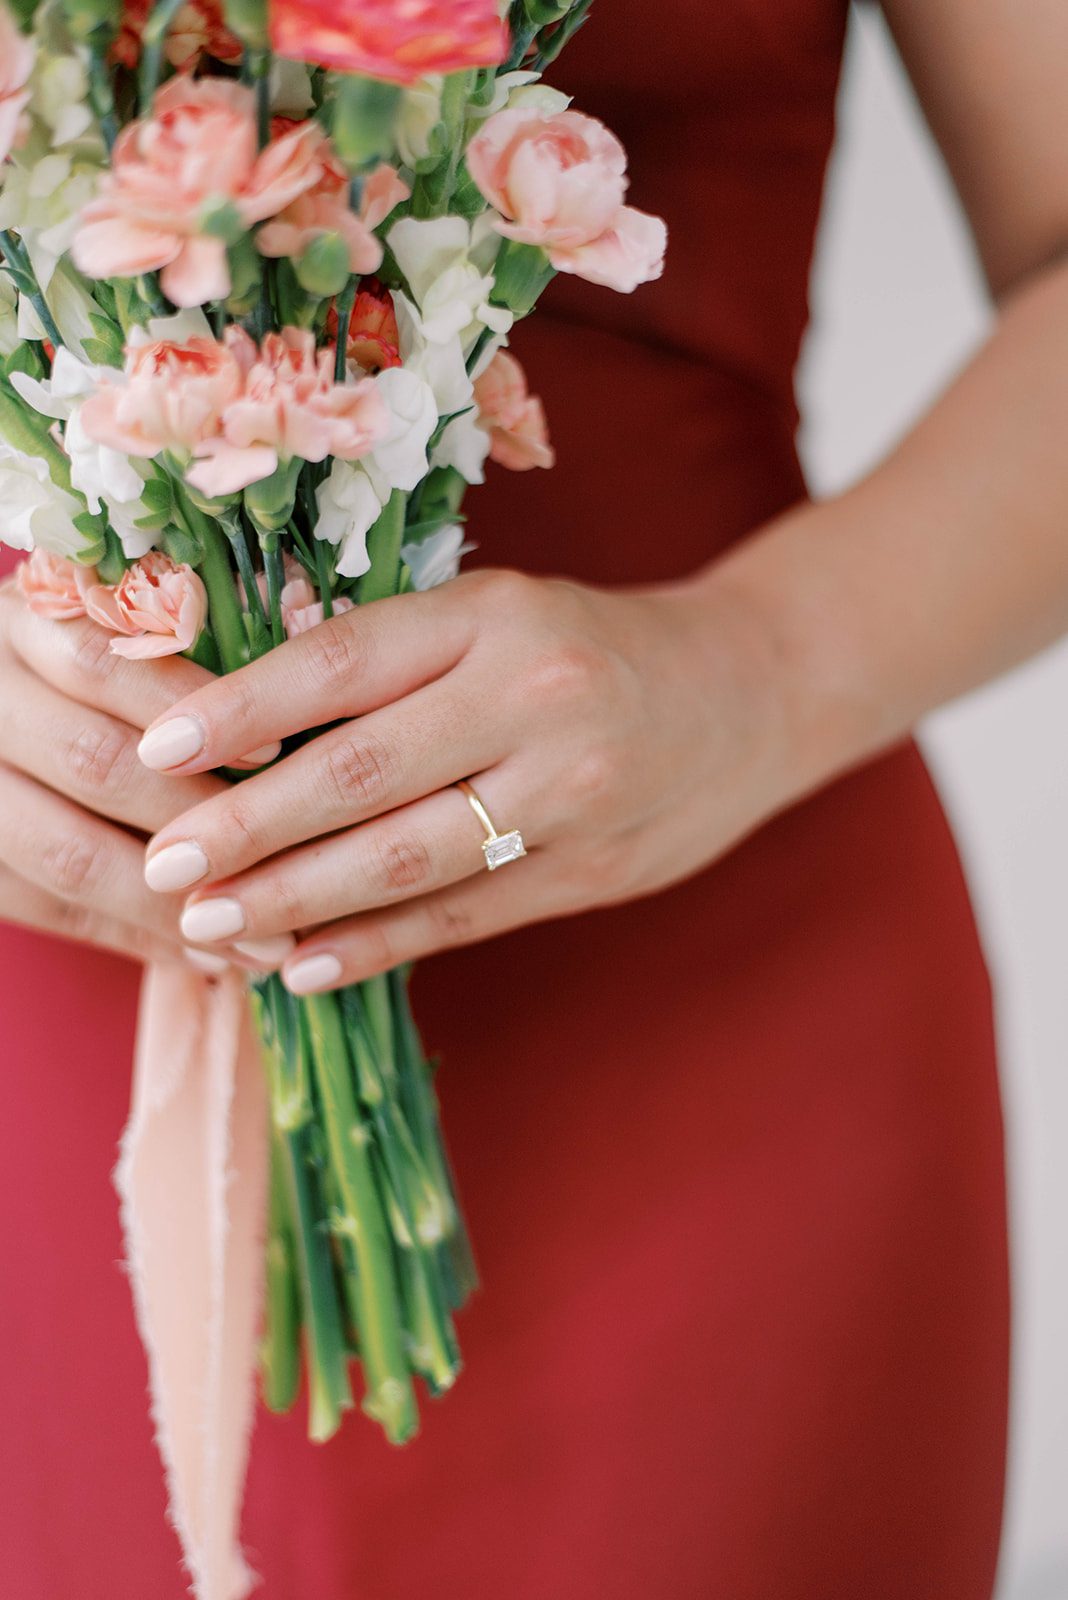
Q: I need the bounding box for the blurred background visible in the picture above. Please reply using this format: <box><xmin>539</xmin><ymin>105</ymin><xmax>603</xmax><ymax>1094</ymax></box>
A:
<box><xmin>797</xmin><ymin>8</ymin><xmax>1068</xmax><ymax>1596</ymax></box>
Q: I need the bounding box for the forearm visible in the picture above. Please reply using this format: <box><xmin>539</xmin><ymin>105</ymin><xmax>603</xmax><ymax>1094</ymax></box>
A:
<box><xmin>697</xmin><ymin>254</ymin><xmax>1068</xmax><ymax>798</ymax></box>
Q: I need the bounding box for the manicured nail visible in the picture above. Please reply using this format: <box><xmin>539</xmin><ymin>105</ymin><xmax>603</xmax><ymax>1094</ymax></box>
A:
<box><xmin>184</xmin><ymin>948</ymin><xmax>231</xmax><ymax>977</ymax></box>
<box><xmin>283</xmin><ymin>952</ymin><xmax>343</xmax><ymax>995</ymax></box>
<box><xmin>180</xmin><ymin>896</ymin><xmax>245</xmax><ymax>943</ymax></box>
<box><xmin>145</xmin><ymin>840</ymin><xmax>209</xmax><ymax>892</ymax></box>
<box><xmin>233</xmin><ymin>742</ymin><xmax>282</xmax><ymax>769</ymax></box>
<box><xmin>234</xmin><ymin>934</ymin><xmax>297</xmax><ymax>967</ymax></box>
<box><xmin>138</xmin><ymin>715</ymin><xmax>205</xmax><ymax>771</ymax></box>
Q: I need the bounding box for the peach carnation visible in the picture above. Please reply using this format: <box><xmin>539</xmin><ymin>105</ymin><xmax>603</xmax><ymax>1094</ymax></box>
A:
<box><xmin>16</xmin><ymin>550</ymin><xmax>94</xmax><ymax>620</ymax></box>
<box><xmin>474</xmin><ymin>350</ymin><xmax>555</xmax><ymax>472</ymax></box>
<box><xmin>85</xmin><ymin>552</ymin><xmax>208</xmax><ymax>660</ymax></box>
<box><xmin>112</xmin><ymin>0</ymin><xmax>242</xmax><ymax>72</ymax></box>
<box><xmin>269</xmin><ymin>0</ymin><xmax>507</xmax><ymax>85</ymax></box>
<box><xmin>79</xmin><ymin>326</ymin><xmax>248</xmax><ymax>459</ymax></box>
<box><xmin>467</xmin><ymin>107</ymin><xmax>667</xmax><ymax>294</ymax></box>
<box><xmin>186</xmin><ymin>327</ymin><xmax>389</xmax><ymax>498</ymax></box>
<box><xmin>72</xmin><ymin>80</ymin><xmax>334</xmax><ymax>307</ymax></box>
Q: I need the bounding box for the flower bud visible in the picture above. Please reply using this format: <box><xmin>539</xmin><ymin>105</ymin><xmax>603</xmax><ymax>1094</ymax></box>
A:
<box><xmin>199</xmin><ymin>198</ymin><xmax>246</xmax><ymax>246</ymax></box>
<box><xmin>295</xmin><ymin>232</ymin><xmax>352</xmax><ymax>299</ymax></box>
<box><xmin>523</xmin><ymin>0</ymin><xmax>573</xmax><ymax>22</ymax></box>
<box><xmin>223</xmin><ymin>0</ymin><xmax>268</xmax><ymax>48</ymax></box>
<box><xmin>331</xmin><ymin>76</ymin><xmax>402</xmax><ymax>172</ymax></box>
<box><xmin>490</xmin><ymin>238</ymin><xmax>555</xmax><ymax>318</ymax></box>
<box><xmin>56</xmin><ymin>0</ymin><xmax>113</xmax><ymax>39</ymax></box>
<box><xmin>243</xmin><ymin>457</ymin><xmax>302</xmax><ymax>534</ymax></box>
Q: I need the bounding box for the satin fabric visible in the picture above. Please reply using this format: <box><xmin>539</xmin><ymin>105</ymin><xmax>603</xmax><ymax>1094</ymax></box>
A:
<box><xmin>0</xmin><ymin>2</ymin><xmax>1008</xmax><ymax>1595</ymax></box>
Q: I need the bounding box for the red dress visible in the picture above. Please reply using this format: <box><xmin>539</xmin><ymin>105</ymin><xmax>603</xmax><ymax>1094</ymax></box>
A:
<box><xmin>0</xmin><ymin>3</ymin><xmax>1009</xmax><ymax>1596</ymax></box>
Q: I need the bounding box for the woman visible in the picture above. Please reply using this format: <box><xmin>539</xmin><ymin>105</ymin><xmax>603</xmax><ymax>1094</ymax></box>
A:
<box><xmin>2</xmin><ymin>1</ymin><xmax>1065</xmax><ymax>1594</ymax></box>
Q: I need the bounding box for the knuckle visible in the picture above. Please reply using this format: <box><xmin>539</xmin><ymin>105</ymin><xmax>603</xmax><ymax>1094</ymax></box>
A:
<box><xmin>40</xmin><ymin>833</ymin><xmax>107</xmax><ymax>900</ymax></box>
<box><xmin>299</xmin><ymin>615</ymin><xmax>363</xmax><ymax>692</ymax></box>
<box><xmin>370</xmin><ymin>830</ymin><xmax>433</xmax><ymax>897</ymax></box>
<box><xmin>568</xmin><ymin>746</ymin><xmax>621</xmax><ymax>808</ymax></box>
<box><xmin>263</xmin><ymin>870</ymin><xmax>307</xmax><ymax>932</ymax></box>
<box><xmin>522</xmin><ymin>642</ymin><xmax>607</xmax><ymax>709</ymax></box>
<box><xmin>323</xmin><ymin>734</ymin><xmax>393</xmax><ymax>812</ymax></box>
<box><xmin>68</xmin><ymin>621</ymin><xmax>115</xmax><ymax>681</ymax></box>
<box><xmin>65</xmin><ymin>723</ymin><xmax>132</xmax><ymax>793</ymax></box>
<box><xmin>426</xmin><ymin>892</ymin><xmax>475</xmax><ymax>948</ymax></box>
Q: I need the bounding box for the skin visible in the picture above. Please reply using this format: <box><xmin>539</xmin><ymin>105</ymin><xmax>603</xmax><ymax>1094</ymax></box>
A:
<box><xmin>4</xmin><ymin>0</ymin><xmax>1068</xmax><ymax>989</ymax></box>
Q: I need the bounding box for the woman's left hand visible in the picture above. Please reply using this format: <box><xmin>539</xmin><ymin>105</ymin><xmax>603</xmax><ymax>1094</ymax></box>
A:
<box><xmin>139</xmin><ymin>567</ymin><xmax>796</xmax><ymax>994</ymax></box>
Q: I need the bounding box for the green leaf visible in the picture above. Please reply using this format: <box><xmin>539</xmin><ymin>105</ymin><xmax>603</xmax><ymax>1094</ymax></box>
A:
<box><xmin>140</xmin><ymin>476</ymin><xmax>175</xmax><ymax>516</ymax></box>
<box><xmin>162</xmin><ymin>523</ymin><xmax>204</xmax><ymax>566</ymax></box>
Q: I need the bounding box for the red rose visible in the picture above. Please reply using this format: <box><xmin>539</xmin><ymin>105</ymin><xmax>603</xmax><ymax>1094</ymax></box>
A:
<box><xmin>268</xmin><ymin>0</ymin><xmax>509</xmax><ymax>85</ymax></box>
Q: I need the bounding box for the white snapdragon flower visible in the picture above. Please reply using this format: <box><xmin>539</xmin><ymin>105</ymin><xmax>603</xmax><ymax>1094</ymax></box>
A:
<box><xmin>396</xmin><ymin>77</ymin><xmax>444</xmax><ymax>170</ymax></box>
<box><xmin>388</xmin><ymin>216</ymin><xmax>513</xmax><ymax>349</ymax></box>
<box><xmin>14</xmin><ymin>257</ymin><xmax>102</xmax><ymax>358</ymax></box>
<box><xmin>269</xmin><ymin>59</ymin><xmax>314</xmax><ymax>119</ymax></box>
<box><xmin>401</xmin><ymin>523</ymin><xmax>474</xmax><ymax>591</ymax></box>
<box><xmin>314</xmin><ymin>364</ymin><xmax>441</xmax><ymax>574</ymax></box>
<box><xmin>10</xmin><ymin>348</ymin><xmax>154</xmax><ymax>557</ymax></box>
<box><xmin>0</xmin><ymin>437</ymin><xmax>87</xmax><ymax>556</ymax></box>
<box><xmin>431</xmin><ymin>411</ymin><xmax>490</xmax><ymax>484</ymax></box>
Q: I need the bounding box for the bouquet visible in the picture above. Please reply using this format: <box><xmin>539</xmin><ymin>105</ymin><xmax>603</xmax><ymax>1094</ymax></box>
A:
<box><xmin>0</xmin><ymin>0</ymin><xmax>665</xmax><ymax>1590</ymax></box>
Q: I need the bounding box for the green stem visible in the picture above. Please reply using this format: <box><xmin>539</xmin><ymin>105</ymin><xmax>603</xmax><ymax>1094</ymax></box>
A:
<box><xmin>260</xmin><ymin>531</ymin><xmax>286</xmax><ymax>646</ymax></box>
<box><xmin>0</xmin><ymin>231</ymin><xmax>64</xmax><ymax>349</ymax></box>
<box><xmin>333</xmin><ymin>276</ymin><xmax>357</xmax><ymax>382</ymax></box>
<box><xmin>260</xmin><ymin>1126</ymin><xmax>302</xmax><ymax>1414</ymax></box>
<box><xmin>314</xmin><ymin>535</ymin><xmax>335</xmax><ymax>618</ymax></box>
<box><xmin>139</xmin><ymin>0</ymin><xmax>186</xmax><ymax>107</ymax></box>
<box><xmin>359</xmin><ymin>491</ymin><xmax>407</xmax><ymax>605</ymax></box>
<box><xmin>221</xmin><ymin>508</ymin><xmax>271</xmax><ymax>648</ymax></box>
<box><xmin>304</xmin><ymin>992</ymin><xmax>418</xmax><ymax>1443</ymax></box>
<box><xmin>185</xmin><ymin>497</ymin><xmax>248</xmax><ymax>671</ymax></box>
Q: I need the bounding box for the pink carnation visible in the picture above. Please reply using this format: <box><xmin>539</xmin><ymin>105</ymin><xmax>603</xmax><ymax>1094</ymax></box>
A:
<box><xmin>0</xmin><ymin>2</ymin><xmax>34</xmax><ymax>168</ymax></box>
<box><xmin>256</xmin><ymin>158</ymin><xmax>408</xmax><ymax>276</ymax></box>
<box><xmin>71</xmin><ymin>79</ymin><xmax>334</xmax><ymax>307</ymax></box>
<box><xmin>85</xmin><ymin>552</ymin><xmax>207</xmax><ymax>660</ymax></box>
<box><xmin>16</xmin><ymin>550</ymin><xmax>94</xmax><ymax>620</ymax></box>
<box><xmin>269</xmin><ymin>0</ymin><xmax>507</xmax><ymax>85</ymax></box>
<box><xmin>79</xmin><ymin>326</ymin><xmax>248</xmax><ymax>459</ymax></box>
<box><xmin>474</xmin><ymin>351</ymin><xmax>554</xmax><ymax>472</ymax></box>
<box><xmin>112</xmin><ymin>0</ymin><xmax>242</xmax><ymax>71</ymax></box>
<box><xmin>467</xmin><ymin>107</ymin><xmax>667</xmax><ymax>294</ymax></box>
<box><xmin>283</xmin><ymin>580</ymin><xmax>355</xmax><ymax>637</ymax></box>
<box><xmin>186</xmin><ymin>327</ymin><xmax>388</xmax><ymax>498</ymax></box>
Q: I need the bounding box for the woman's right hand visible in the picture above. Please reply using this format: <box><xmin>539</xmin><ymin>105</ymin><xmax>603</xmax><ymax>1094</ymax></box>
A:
<box><xmin>0</xmin><ymin>575</ymin><xmax>239</xmax><ymax>970</ymax></box>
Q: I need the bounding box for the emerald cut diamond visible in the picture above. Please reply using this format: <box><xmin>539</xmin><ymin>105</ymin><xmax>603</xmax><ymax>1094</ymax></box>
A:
<box><xmin>483</xmin><ymin>830</ymin><xmax>526</xmax><ymax>870</ymax></box>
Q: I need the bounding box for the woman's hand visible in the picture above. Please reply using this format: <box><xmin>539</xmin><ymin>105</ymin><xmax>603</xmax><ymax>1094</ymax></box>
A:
<box><xmin>139</xmin><ymin>567</ymin><xmax>799</xmax><ymax>994</ymax></box>
<box><xmin>0</xmin><ymin>579</ymin><xmax>276</xmax><ymax>971</ymax></box>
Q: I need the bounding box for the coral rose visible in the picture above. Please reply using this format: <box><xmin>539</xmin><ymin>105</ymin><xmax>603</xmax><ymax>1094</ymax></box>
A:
<box><xmin>269</xmin><ymin>0</ymin><xmax>507</xmax><ymax>85</ymax></box>
<box><xmin>72</xmin><ymin>80</ymin><xmax>333</xmax><ymax>306</ymax></box>
<box><xmin>16</xmin><ymin>549</ymin><xmax>94</xmax><ymax>620</ymax></box>
<box><xmin>474</xmin><ymin>350</ymin><xmax>554</xmax><ymax>472</ymax></box>
<box><xmin>467</xmin><ymin>107</ymin><xmax>667</xmax><ymax>293</ymax></box>
<box><xmin>0</xmin><ymin>2</ymin><xmax>34</xmax><ymax>168</ymax></box>
<box><xmin>85</xmin><ymin>552</ymin><xmax>208</xmax><ymax>660</ymax></box>
<box><xmin>112</xmin><ymin>0</ymin><xmax>242</xmax><ymax>72</ymax></box>
<box><xmin>80</xmin><ymin>324</ymin><xmax>248</xmax><ymax>459</ymax></box>
<box><xmin>186</xmin><ymin>327</ymin><xmax>389</xmax><ymax>498</ymax></box>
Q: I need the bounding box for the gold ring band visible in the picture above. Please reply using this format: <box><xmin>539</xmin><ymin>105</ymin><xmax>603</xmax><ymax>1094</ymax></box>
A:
<box><xmin>456</xmin><ymin>780</ymin><xmax>527</xmax><ymax>871</ymax></box>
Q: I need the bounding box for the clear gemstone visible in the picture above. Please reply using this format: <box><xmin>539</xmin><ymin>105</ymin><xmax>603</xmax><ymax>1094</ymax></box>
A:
<box><xmin>483</xmin><ymin>830</ymin><xmax>526</xmax><ymax>870</ymax></box>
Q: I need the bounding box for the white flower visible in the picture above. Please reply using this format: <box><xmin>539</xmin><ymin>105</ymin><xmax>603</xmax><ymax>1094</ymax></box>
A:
<box><xmin>506</xmin><ymin>82</ymin><xmax>572</xmax><ymax>117</ymax></box>
<box><xmin>314</xmin><ymin>461</ymin><xmax>383</xmax><ymax>578</ymax></box>
<box><xmin>401</xmin><ymin>523</ymin><xmax>474</xmax><ymax>591</ymax></box>
<box><xmin>10</xmin><ymin>347</ymin><xmax>153</xmax><ymax>556</ymax></box>
<box><xmin>14</xmin><ymin>257</ymin><xmax>102</xmax><ymax>357</ymax></box>
<box><xmin>396</xmin><ymin>77</ymin><xmax>443</xmax><ymax>169</ymax></box>
<box><xmin>388</xmin><ymin>215</ymin><xmax>513</xmax><ymax>348</ymax></box>
<box><xmin>0</xmin><ymin>270</ymin><xmax>18</xmax><ymax>357</ymax></box>
<box><xmin>431</xmin><ymin>411</ymin><xmax>489</xmax><ymax>485</ymax></box>
<box><xmin>393</xmin><ymin>292</ymin><xmax>473</xmax><ymax>418</ymax></box>
<box><xmin>0</xmin><ymin>437</ymin><xmax>87</xmax><ymax>556</ymax></box>
<box><xmin>365</xmin><ymin>365</ymin><xmax>438</xmax><ymax>497</ymax></box>
<box><xmin>269</xmin><ymin>59</ymin><xmax>314</xmax><ymax>119</ymax></box>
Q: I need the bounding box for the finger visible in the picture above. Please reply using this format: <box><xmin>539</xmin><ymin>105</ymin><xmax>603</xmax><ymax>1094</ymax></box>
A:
<box><xmin>1</xmin><ymin>589</ymin><xmax>281</xmax><ymax>768</ymax></box>
<box><xmin>0</xmin><ymin>763</ymin><xmax>190</xmax><ymax>945</ymax></box>
<box><xmin>174</xmin><ymin>777</ymin><xmax>510</xmax><ymax>944</ymax></box>
<box><xmin>0</xmin><ymin>860</ymin><xmax>188</xmax><ymax>967</ymax></box>
<box><xmin>144</xmin><ymin>672</ymin><xmax>501</xmax><ymax>893</ymax></box>
<box><xmin>135</xmin><ymin>587</ymin><xmax>473</xmax><ymax>775</ymax></box>
<box><xmin>278</xmin><ymin>850</ymin><xmax>565</xmax><ymax>995</ymax></box>
<box><xmin>0</xmin><ymin>657</ymin><xmax>224</xmax><ymax>834</ymax></box>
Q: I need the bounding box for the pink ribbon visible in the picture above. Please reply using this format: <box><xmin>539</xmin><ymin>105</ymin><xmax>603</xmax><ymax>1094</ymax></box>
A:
<box><xmin>115</xmin><ymin>962</ymin><xmax>267</xmax><ymax>1600</ymax></box>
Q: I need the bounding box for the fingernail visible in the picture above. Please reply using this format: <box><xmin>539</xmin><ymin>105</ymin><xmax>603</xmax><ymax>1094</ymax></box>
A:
<box><xmin>284</xmin><ymin>952</ymin><xmax>343</xmax><ymax>995</ymax></box>
<box><xmin>180</xmin><ymin>896</ymin><xmax>245</xmax><ymax>943</ymax></box>
<box><xmin>184</xmin><ymin>948</ymin><xmax>231</xmax><ymax>977</ymax></box>
<box><xmin>145</xmin><ymin>840</ymin><xmax>209</xmax><ymax>892</ymax></box>
<box><xmin>233</xmin><ymin>741</ymin><xmax>282</xmax><ymax>769</ymax></box>
<box><xmin>234</xmin><ymin>934</ymin><xmax>297</xmax><ymax>967</ymax></box>
<box><xmin>138</xmin><ymin>715</ymin><xmax>205</xmax><ymax>771</ymax></box>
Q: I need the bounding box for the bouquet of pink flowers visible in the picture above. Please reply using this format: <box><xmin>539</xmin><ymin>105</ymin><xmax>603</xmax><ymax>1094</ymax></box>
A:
<box><xmin>0</xmin><ymin>0</ymin><xmax>664</xmax><ymax>1589</ymax></box>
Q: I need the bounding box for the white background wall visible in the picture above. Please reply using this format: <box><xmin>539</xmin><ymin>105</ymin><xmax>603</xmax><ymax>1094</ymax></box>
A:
<box><xmin>797</xmin><ymin>10</ymin><xmax>1068</xmax><ymax>1595</ymax></box>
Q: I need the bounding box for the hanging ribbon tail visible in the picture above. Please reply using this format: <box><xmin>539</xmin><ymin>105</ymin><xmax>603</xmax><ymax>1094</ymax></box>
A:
<box><xmin>115</xmin><ymin>962</ymin><xmax>268</xmax><ymax>1600</ymax></box>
